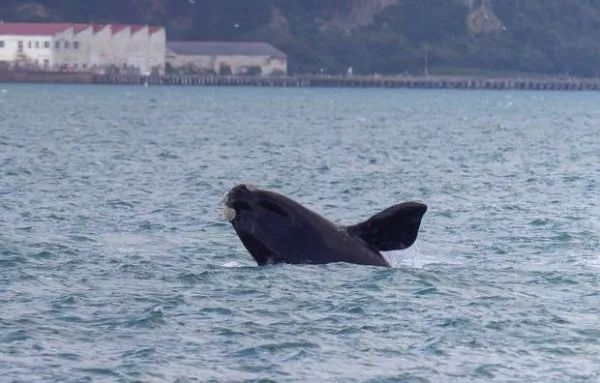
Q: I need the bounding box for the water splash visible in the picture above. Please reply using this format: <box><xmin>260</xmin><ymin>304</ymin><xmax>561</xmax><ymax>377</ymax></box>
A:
<box><xmin>588</xmin><ymin>254</ymin><xmax>600</xmax><ymax>269</ymax></box>
<box><xmin>382</xmin><ymin>241</ymin><xmax>423</xmax><ymax>269</ymax></box>
<box><xmin>223</xmin><ymin>261</ymin><xmax>244</xmax><ymax>268</ymax></box>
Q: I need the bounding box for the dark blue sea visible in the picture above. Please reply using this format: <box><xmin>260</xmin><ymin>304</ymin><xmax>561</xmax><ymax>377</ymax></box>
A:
<box><xmin>1</xmin><ymin>84</ymin><xmax>598</xmax><ymax>382</ymax></box>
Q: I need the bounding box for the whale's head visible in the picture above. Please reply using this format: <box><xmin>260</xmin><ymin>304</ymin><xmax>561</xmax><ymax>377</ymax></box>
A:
<box><xmin>224</xmin><ymin>184</ymin><xmax>310</xmax><ymax>265</ymax></box>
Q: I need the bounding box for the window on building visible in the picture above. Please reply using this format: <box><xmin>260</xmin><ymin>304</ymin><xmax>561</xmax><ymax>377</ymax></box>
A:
<box><xmin>28</xmin><ymin>41</ymin><xmax>32</xmax><ymax>49</ymax></box>
<box><xmin>73</xmin><ymin>41</ymin><xmax>79</xmax><ymax>50</ymax></box>
<box><xmin>35</xmin><ymin>41</ymin><xmax>40</xmax><ymax>49</ymax></box>
<box><xmin>64</xmin><ymin>41</ymin><xmax>70</xmax><ymax>49</ymax></box>
<box><xmin>44</xmin><ymin>41</ymin><xmax>50</xmax><ymax>48</ymax></box>
<box><xmin>55</xmin><ymin>41</ymin><xmax>60</xmax><ymax>49</ymax></box>
<box><xmin>43</xmin><ymin>60</ymin><xmax>49</xmax><ymax>69</ymax></box>
<box><xmin>0</xmin><ymin>41</ymin><xmax>4</xmax><ymax>48</ymax></box>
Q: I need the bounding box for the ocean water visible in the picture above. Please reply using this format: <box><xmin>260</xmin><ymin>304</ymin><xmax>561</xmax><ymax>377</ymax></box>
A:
<box><xmin>0</xmin><ymin>84</ymin><xmax>598</xmax><ymax>382</ymax></box>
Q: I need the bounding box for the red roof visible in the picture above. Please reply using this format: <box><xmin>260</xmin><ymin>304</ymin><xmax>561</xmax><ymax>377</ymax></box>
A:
<box><xmin>0</xmin><ymin>23</ymin><xmax>72</xmax><ymax>36</ymax></box>
<box><xmin>111</xmin><ymin>24</ymin><xmax>130</xmax><ymax>35</ymax></box>
<box><xmin>92</xmin><ymin>24</ymin><xmax>108</xmax><ymax>33</ymax></box>
<box><xmin>131</xmin><ymin>25</ymin><xmax>146</xmax><ymax>34</ymax></box>
<box><xmin>73</xmin><ymin>23</ymin><xmax>92</xmax><ymax>33</ymax></box>
<box><xmin>0</xmin><ymin>22</ymin><xmax>163</xmax><ymax>36</ymax></box>
<box><xmin>149</xmin><ymin>26</ymin><xmax>164</xmax><ymax>35</ymax></box>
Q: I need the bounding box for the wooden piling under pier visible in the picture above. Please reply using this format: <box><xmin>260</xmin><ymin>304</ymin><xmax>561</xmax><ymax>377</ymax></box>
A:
<box><xmin>301</xmin><ymin>76</ymin><xmax>600</xmax><ymax>91</ymax></box>
<box><xmin>94</xmin><ymin>74</ymin><xmax>600</xmax><ymax>91</ymax></box>
<box><xmin>94</xmin><ymin>74</ymin><xmax>311</xmax><ymax>87</ymax></box>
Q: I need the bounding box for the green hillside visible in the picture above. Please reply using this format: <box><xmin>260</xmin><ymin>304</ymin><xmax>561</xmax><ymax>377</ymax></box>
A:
<box><xmin>2</xmin><ymin>0</ymin><xmax>600</xmax><ymax>76</ymax></box>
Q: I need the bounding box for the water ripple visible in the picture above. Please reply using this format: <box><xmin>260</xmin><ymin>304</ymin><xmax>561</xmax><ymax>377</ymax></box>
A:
<box><xmin>1</xmin><ymin>86</ymin><xmax>598</xmax><ymax>382</ymax></box>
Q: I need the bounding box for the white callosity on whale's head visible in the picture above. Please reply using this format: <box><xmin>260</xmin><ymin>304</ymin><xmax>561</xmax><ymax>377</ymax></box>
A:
<box><xmin>243</xmin><ymin>183</ymin><xmax>258</xmax><ymax>191</ymax></box>
<box><xmin>221</xmin><ymin>183</ymin><xmax>259</xmax><ymax>222</ymax></box>
<box><xmin>221</xmin><ymin>189</ymin><xmax>236</xmax><ymax>222</ymax></box>
<box><xmin>222</xmin><ymin>205</ymin><xmax>236</xmax><ymax>222</ymax></box>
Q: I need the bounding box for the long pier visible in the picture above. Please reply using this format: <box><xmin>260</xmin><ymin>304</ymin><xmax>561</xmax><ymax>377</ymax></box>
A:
<box><xmin>95</xmin><ymin>74</ymin><xmax>600</xmax><ymax>91</ymax></box>
<box><xmin>3</xmin><ymin>70</ymin><xmax>600</xmax><ymax>90</ymax></box>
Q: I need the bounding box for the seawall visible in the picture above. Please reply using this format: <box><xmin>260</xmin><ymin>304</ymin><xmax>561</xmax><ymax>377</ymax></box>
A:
<box><xmin>0</xmin><ymin>71</ymin><xmax>95</xmax><ymax>84</ymax></box>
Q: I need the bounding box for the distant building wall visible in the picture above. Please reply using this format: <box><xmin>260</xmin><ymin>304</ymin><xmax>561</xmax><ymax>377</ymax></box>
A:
<box><xmin>126</xmin><ymin>26</ymin><xmax>148</xmax><ymax>74</ymax></box>
<box><xmin>90</xmin><ymin>25</ymin><xmax>111</xmax><ymax>71</ymax></box>
<box><xmin>168</xmin><ymin>54</ymin><xmax>287</xmax><ymax>75</ymax></box>
<box><xmin>53</xmin><ymin>27</ymin><xmax>81</xmax><ymax>69</ymax></box>
<box><xmin>111</xmin><ymin>26</ymin><xmax>131</xmax><ymax>70</ymax></box>
<box><xmin>56</xmin><ymin>26</ymin><xmax>95</xmax><ymax>71</ymax></box>
<box><xmin>166</xmin><ymin>41</ymin><xmax>287</xmax><ymax>76</ymax></box>
<box><xmin>0</xmin><ymin>36</ymin><xmax>18</xmax><ymax>63</ymax></box>
<box><xmin>75</xmin><ymin>26</ymin><xmax>93</xmax><ymax>70</ymax></box>
<box><xmin>215</xmin><ymin>55</ymin><xmax>287</xmax><ymax>75</ymax></box>
<box><xmin>166</xmin><ymin>53</ymin><xmax>213</xmax><ymax>73</ymax></box>
<box><xmin>149</xmin><ymin>28</ymin><xmax>166</xmax><ymax>75</ymax></box>
<box><xmin>0</xmin><ymin>23</ymin><xmax>165</xmax><ymax>74</ymax></box>
<box><xmin>0</xmin><ymin>34</ymin><xmax>54</xmax><ymax>69</ymax></box>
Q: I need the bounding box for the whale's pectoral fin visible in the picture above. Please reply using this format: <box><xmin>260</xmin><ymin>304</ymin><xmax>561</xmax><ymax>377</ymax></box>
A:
<box><xmin>347</xmin><ymin>202</ymin><xmax>427</xmax><ymax>251</ymax></box>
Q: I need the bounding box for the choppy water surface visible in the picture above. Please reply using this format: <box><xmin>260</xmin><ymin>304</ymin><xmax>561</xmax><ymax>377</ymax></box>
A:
<box><xmin>1</xmin><ymin>85</ymin><xmax>598</xmax><ymax>382</ymax></box>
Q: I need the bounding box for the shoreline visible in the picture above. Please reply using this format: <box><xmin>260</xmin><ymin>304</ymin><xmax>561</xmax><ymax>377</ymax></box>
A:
<box><xmin>2</xmin><ymin>71</ymin><xmax>600</xmax><ymax>91</ymax></box>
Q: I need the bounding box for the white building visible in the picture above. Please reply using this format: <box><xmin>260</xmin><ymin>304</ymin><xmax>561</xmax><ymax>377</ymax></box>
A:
<box><xmin>148</xmin><ymin>27</ymin><xmax>166</xmax><ymax>75</ymax></box>
<box><xmin>166</xmin><ymin>41</ymin><xmax>287</xmax><ymax>76</ymax></box>
<box><xmin>0</xmin><ymin>22</ymin><xmax>166</xmax><ymax>74</ymax></box>
<box><xmin>90</xmin><ymin>24</ymin><xmax>111</xmax><ymax>69</ymax></box>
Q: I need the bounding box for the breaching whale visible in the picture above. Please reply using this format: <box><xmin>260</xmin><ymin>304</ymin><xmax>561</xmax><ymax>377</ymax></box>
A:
<box><xmin>224</xmin><ymin>184</ymin><xmax>427</xmax><ymax>267</ymax></box>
